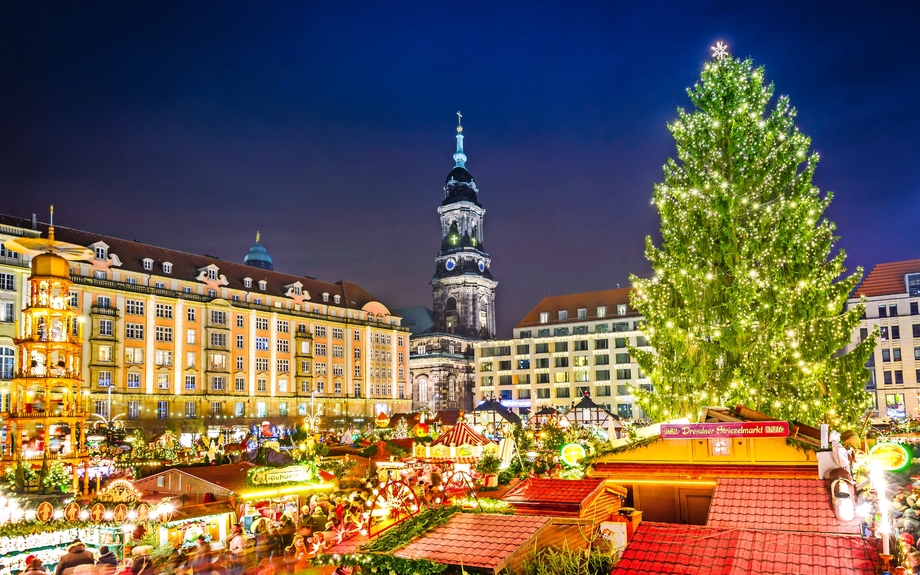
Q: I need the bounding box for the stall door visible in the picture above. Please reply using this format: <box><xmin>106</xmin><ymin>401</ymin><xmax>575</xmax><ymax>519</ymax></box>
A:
<box><xmin>679</xmin><ymin>489</ymin><xmax>712</xmax><ymax>525</ymax></box>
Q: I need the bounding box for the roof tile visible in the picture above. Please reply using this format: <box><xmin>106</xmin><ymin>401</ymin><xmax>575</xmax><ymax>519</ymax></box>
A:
<box><xmin>707</xmin><ymin>478</ymin><xmax>861</xmax><ymax>535</ymax></box>
<box><xmin>613</xmin><ymin>523</ymin><xmax>879</xmax><ymax>575</ymax></box>
<box><xmin>854</xmin><ymin>258</ymin><xmax>920</xmax><ymax>298</ymax></box>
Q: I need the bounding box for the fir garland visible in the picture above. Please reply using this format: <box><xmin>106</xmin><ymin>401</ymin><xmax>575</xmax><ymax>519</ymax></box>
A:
<box><xmin>361</xmin><ymin>505</ymin><xmax>460</xmax><ymax>553</ymax></box>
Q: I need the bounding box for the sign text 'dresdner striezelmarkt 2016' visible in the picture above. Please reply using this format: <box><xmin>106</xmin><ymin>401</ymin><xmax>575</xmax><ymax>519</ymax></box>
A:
<box><xmin>660</xmin><ymin>421</ymin><xmax>790</xmax><ymax>440</ymax></box>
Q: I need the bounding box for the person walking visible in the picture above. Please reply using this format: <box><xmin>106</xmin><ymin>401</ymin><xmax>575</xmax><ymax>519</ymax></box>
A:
<box><xmin>227</xmin><ymin>524</ymin><xmax>246</xmax><ymax>575</ymax></box>
<box><xmin>23</xmin><ymin>558</ymin><xmax>47</xmax><ymax>575</ymax></box>
<box><xmin>55</xmin><ymin>540</ymin><xmax>95</xmax><ymax>575</ymax></box>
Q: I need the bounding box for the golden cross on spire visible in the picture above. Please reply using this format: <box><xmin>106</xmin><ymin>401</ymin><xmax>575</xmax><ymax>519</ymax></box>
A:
<box><xmin>256</xmin><ymin>231</ymin><xmax>261</xmax><ymax>243</ymax></box>
<box><xmin>456</xmin><ymin>111</ymin><xmax>462</xmax><ymax>133</ymax></box>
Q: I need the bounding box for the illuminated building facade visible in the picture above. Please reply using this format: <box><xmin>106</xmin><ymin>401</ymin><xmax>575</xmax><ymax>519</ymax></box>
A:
<box><xmin>0</xmin><ymin>214</ymin><xmax>411</xmax><ymax>436</ymax></box>
<box><xmin>474</xmin><ymin>289</ymin><xmax>649</xmax><ymax>419</ymax></box>
<box><xmin>846</xmin><ymin>258</ymin><xmax>920</xmax><ymax>419</ymax></box>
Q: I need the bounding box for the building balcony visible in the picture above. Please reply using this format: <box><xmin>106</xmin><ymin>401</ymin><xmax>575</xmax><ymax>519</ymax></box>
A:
<box><xmin>294</xmin><ymin>330</ymin><xmax>314</xmax><ymax>339</ymax></box>
<box><xmin>15</xmin><ymin>334</ymin><xmax>83</xmax><ymax>346</ymax></box>
<box><xmin>14</xmin><ymin>368</ymin><xmax>82</xmax><ymax>381</ymax></box>
<box><xmin>3</xmin><ymin>408</ymin><xmax>89</xmax><ymax>420</ymax></box>
<box><xmin>90</xmin><ymin>305</ymin><xmax>119</xmax><ymax>317</ymax></box>
<box><xmin>205</xmin><ymin>364</ymin><xmax>230</xmax><ymax>374</ymax></box>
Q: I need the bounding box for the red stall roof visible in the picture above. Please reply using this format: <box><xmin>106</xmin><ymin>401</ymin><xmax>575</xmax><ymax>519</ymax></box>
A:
<box><xmin>394</xmin><ymin>513</ymin><xmax>550</xmax><ymax>573</ymax></box>
<box><xmin>707</xmin><ymin>478</ymin><xmax>862</xmax><ymax>535</ymax></box>
<box><xmin>613</xmin><ymin>522</ymin><xmax>880</xmax><ymax>575</ymax></box>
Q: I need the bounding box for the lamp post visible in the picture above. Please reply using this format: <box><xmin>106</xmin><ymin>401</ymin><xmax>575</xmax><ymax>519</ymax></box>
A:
<box><xmin>303</xmin><ymin>390</ymin><xmax>322</xmax><ymax>432</ymax></box>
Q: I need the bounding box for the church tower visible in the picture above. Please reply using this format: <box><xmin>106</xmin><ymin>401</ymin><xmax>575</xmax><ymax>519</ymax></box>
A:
<box><xmin>431</xmin><ymin>115</ymin><xmax>497</xmax><ymax>339</ymax></box>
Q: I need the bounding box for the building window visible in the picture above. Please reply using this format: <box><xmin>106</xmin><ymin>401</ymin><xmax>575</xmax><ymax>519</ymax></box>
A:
<box><xmin>143</xmin><ymin>259</ymin><xmax>153</xmax><ymax>271</ymax></box>
<box><xmin>126</xmin><ymin>300</ymin><xmax>145</xmax><ymax>315</ymax></box>
<box><xmin>158</xmin><ymin>374</ymin><xmax>170</xmax><ymax>390</ymax></box>
<box><xmin>127</xmin><ymin>372</ymin><xmax>140</xmax><ymax>388</ymax></box>
<box><xmin>258</xmin><ymin>280</ymin><xmax>266</xmax><ymax>291</ymax></box>
<box><xmin>185</xmin><ymin>401</ymin><xmax>196</xmax><ymax>418</ymax></box>
<box><xmin>278</xmin><ymin>359</ymin><xmax>290</xmax><ymax>373</ymax></box>
<box><xmin>157</xmin><ymin>401</ymin><xmax>168</xmax><ymax>419</ymax></box>
<box><xmin>185</xmin><ymin>375</ymin><xmax>196</xmax><ymax>390</ymax></box>
<box><xmin>886</xmin><ymin>393</ymin><xmax>906</xmax><ymax>418</ymax></box>
<box><xmin>710</xmin><ymin>438</ymin><xmax>731</xmax><ymax>456</ymax></box>
<box><xmin>277</xmin><ymin>339</ymin><xmax>290</xmax><ymax>353</ymax></box>
<box><xmin>418</xmin><ymin>376</ymin><xmax>429</xmax><ymax>402</ymax></box>
<box><xmin>213</xmin><ymin>376</ymin><xmax>226</xmax><ymax>391</ymax></box>
<box><xmin>556</xmin><ymin>387</ymin><xmax>570</xmax><ymax>398</ymax></box>
<box><xmin>94</xmin><ymin>400</ymin><xmax>109</xmax><ymax>418</ymax></box>
<box><xmin>163</xmin><ymin>262</ymin><xmax>172</xmax><ymax>274</ymax></box>
<box><xmin>893</xmin><ymin>326</ymin><xmax>901</xmax><ymax>340</ymax></box>
<box><xmin>617</xmin><ymin>304</ymin><xmax>627</xmax><ymax>316</ymax></box>
<box><xmin>884</xmin><ymin>371</ymin><xmax>893</xmax><ymax>385</ymax></box>
<box><xmin>187</xmin><ymin>352</ymin><xmax>196</xmax><ymax>368</ymax></box>
<box><xmin>127</xmin><ymin>400</ymin><xmax>139</xmax><ymax>419</ymax></box>
<box><xmin>97</xmin><ymin>371</ymin><xmax>112</xmax><ymax>387</ymax></box>
<box><xmin>98</xmin><ymin>345</ymin><xmax>113</xmax><ymax>362</ymax></box>
<box><xmin>155</xmin><ymin>304</ymin><xmax>173</xmax><ymax>319</ymax></box>
<box><xmin>258</xmin><ymin>378</ymin><xmax>267</xmax><ymax>392</ymax></box>
<box><xmin>126</xmin><ymin>323</ymin><xmax>144</xmax><ymax>339</ymax></box>
<box><xmin>255</xmin><ymin>337</ymin><xmax>269</xmax><ymax>351</ymax></box>
<box><xmin>155</xmin><ymin>326</ymin><xmax>173</xmax><ymax>342</ymax></box>
<box><xmin>256</xmin><ymin>402</ymin><xmax>267</xmax><ymax>417</ymax></box>
<box><xmin>99</xmin><ymin>320</ymin><xmax>113</xmax><ymax>336</ymax></box>
<box><xmin>155</xmin><ymin>350</ymin><xmax>172</xmax><ymax>366</ymax></box>
<box><xmin>911</xmin><ymin>302</ymin><xmax>919</xmax><ymax>316</ymax></box>
<box><xmin>235</xmin><ymin>377</ymin><xmax>245</xmax><ymax>392</ymax></box>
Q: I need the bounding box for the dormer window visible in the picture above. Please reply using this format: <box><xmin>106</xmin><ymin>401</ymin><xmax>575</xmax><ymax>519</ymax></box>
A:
<box><xmin>95</xmin><ymin>247</ymin><xmax>107</xmax><ymax>260</ymax></box>
<box><xmin>142</xmin><ymin>258</ymin><xmax>153</xmax><ymax>271</ymax></box>
<box><xmin>558</xmin><ymin>310</ymin><xmax>568</xmax><ymax>321</ymax></box>
<box><xmin>539</xmin><ymin>312</ymin><xmax>549</xmax><ymax>324</ymax></box>
<box><xmin>577</xmin><ymin>308</ymin><xmax>587</xmax><ymax>320</ymax></box>
<box><xmin>294</xmin><ymin>286</ymin><xmax>301</xmax><ymax>295</ymax></box>
<box><xmin>163</xmin><ymin>262</ymin><xmax>172</xmax><ymax>274</ymax></box>
<box><xmin>244</xmin><ymin>278</ymin><xmax>252</xmax><ymax>288</ymax></box>
<box><xmin>617</xmin><ymin>304</ymin><xmax>627</xmax><ymax>316</ymax></box>
<box><xmin>597</xmin><ymin>306</ymin><xmax>607</xmax><ymax>318</ymax></box>
<box><xmin>258</xmin><ymin>280</ymin><xmax>267</xmax><ymax>291</ymax></box>
<box><xmin>207</xmin><ymin>269</ymin><xmax>217</xmax><ymax>281</ymax></box>
<box><xmin>333</xmin><ymin>295</ymin><xmax>341</xmax><ymax>304</ymax></box>
<box><xmin>322</xmin><ymin>293</ymin><xmax>329</xmax><ymax>302</ymax></box>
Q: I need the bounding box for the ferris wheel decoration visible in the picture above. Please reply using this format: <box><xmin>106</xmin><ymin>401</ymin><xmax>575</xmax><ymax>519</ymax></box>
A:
<box><xmin>439</xmin><ymin>470</ymin><xmax>478</xmax><ymax>504</ymax></box>
<box><xmin>364</xmin><ymin>480</ymin><xmax>421</xmax><ymax>538</ymax></box>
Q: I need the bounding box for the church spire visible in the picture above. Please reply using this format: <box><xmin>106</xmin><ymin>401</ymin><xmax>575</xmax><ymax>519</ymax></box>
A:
<box><xmin>453</xmin><ymin>111</ymin><xmax>467</xmax><ymax>168</ymax></box>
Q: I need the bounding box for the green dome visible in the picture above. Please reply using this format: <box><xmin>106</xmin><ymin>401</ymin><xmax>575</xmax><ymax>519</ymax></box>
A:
<box><xmin>244</xmin><ymin>232</ymin><xmax>273</xmax><ymax>271</ymax></box>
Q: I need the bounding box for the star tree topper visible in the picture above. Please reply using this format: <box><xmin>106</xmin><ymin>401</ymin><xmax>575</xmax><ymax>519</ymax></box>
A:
<box><xmin>711</xmin><ymin>42</ymin><xmax>729</xmax><ymax>59</ymax></box>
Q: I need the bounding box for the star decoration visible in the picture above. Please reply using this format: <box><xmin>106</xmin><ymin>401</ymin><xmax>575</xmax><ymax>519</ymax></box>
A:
<box><xmin>712</xmin><ymin>42</ymin><xmax>729</xmax><ymax>59</ymax></box>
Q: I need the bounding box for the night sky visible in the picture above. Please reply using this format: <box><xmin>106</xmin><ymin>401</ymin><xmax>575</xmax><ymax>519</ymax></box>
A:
<box><xmin>2</xmin><ymin>2</ymin><xmax>918</xmax><ymax>337</ymax></box>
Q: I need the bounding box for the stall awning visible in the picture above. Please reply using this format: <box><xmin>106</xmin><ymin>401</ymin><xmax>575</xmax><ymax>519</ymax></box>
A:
<box><xmin>238</xmin><ymin>481</ymin><xmax>336</xmax><ymax>500</ymax></box>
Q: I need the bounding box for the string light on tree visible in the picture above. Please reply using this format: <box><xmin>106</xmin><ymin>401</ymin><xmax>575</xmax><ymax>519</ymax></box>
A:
<box><xmin>628</xmin><ymin>48</ymin><xmax>876</xmax><ymax>427</ymax></box>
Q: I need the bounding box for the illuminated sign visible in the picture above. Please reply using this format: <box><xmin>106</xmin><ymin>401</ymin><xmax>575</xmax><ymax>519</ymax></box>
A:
<box><xmin>661</xmin><ymin>421</ymin><xmax>789</xmax><ymax>439</ymax></box>
<box><xmin>249</xmin><ymin>465</ymin><xmax>314</xmax><ymax>486</ymax></box>
<box><xmin>560</xmin><ymin>443</ymin><xmax>587</xmax><ymax>467</ymax></box>
<box><xmin>868</xmin><ymin>442</ymin><xmax>910</xmax><ymax>471</ymax></box>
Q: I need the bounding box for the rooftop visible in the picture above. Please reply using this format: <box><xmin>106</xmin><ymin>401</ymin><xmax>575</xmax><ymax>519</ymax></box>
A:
<box><xmin>613</xmin><ymin>522</ymin><xmax>879</xmax><ymax>575</ymax></box>
<box><xmin>854</xmin><ymin>258</ymin><xmax>920</xmax><ymax>298</ymax></box>
<box><xmin>140</xmin><ymin>463</ymin><xmax>255</xmax><ymax>495</ymax></box>
<box><xmin>707</xmin><ymin>478</ymin><xmax>862</xmax><ymax>535</ymax></box>
<box><xmin>502</xmin><ymin>477</ymin><xmax>625</xmax><ymax>506</ymax></box>
<box><xmin>394</xmin><ymin>513</ymin><xmax>550</xmax><ymax>572</ymax></box>
<box><xmin>0</xmin><ymin>213</ymin><xmax>387</xmax><ymax>313</ymax></box>
<box><xmin>515</xmin><ymin>288</ymin><xmax>637</xmax><ymax>329</ymax></box>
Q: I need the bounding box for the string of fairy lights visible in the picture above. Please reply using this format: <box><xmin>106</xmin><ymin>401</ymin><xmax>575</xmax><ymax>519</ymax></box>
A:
<box><xmin>626</xmin><ymin>44</ymin><xmax>876</xmax><ymax>427</ymax></box>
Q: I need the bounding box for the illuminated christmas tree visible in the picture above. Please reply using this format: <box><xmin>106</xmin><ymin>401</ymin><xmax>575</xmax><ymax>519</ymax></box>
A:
<box><xmin>630</xmin><ymin>44</ymin><xmax>875</xmax><ymax>427</ymax></box>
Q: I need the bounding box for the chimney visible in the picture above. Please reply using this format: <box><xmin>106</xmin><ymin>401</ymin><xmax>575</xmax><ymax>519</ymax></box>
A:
<box><xmin>31</xmin><ymin>213</ymin><xmax>37</xmax><ymax>230</ymax></box>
